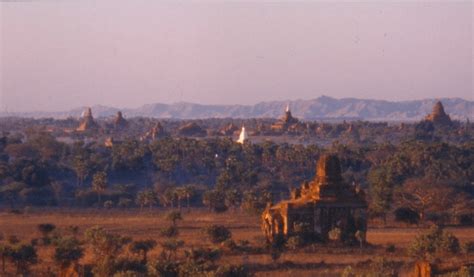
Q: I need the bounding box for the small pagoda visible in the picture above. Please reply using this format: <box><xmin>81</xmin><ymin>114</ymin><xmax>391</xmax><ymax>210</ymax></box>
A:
<box><xmin>424</xmin><ymin>101</ymin><xmax>452</xmax><ymax>126</ymax></box>
<box><xmin>113</xmin><ymin>111</ymin><xmax>128</xmax><ymax>129</ymax></box>
<box><xmin>271</xmin><ymin>105</ymin><xmax>300</xmax><ymax>132</ymax></box>
<box><xmin>76</xmin><ymin>107</ymin><xmax>99</xmax><ymax>131</ymax></box>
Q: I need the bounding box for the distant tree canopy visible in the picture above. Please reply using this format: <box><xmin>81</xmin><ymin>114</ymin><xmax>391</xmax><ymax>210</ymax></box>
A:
<box><xmin>0</xmin><ymin>120</ymin><xmax>472</xmax><ymax>224</ymax></box>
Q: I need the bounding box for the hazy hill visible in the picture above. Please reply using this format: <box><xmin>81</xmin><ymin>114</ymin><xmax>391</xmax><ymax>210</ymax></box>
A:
<box><xmin>2</xmin><ymin>96</ymin><xmax>472</xmax><ymax>121</ymax></box>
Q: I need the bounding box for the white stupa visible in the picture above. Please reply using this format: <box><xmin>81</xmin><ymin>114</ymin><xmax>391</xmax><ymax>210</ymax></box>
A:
<box><xmin>237</xmin><ymin>126</ymin><xmax>248</xmax><ymax>144</ymax></box>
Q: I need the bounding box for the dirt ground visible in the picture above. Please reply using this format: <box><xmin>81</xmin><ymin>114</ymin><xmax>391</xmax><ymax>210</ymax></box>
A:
<box><xmin>1</xmin><ymin>208</ymin><xmax>473</xmax><ymax>276</ymax></box>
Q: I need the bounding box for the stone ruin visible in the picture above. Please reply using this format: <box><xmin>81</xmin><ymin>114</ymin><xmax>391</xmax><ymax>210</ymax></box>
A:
<box><xmin>262</xmin><ymin>154</ymin><xmax>367</xmax><ymax>243</ymax></box>
<box><xmin>140</xmin><ymin>122</ymin><xmax>167</xmax><ymax>141</ymax></box>
<box><xmin>114</xmin><ymin>111</ymin><xmax>128</xmax><ymax>128</ymax></box>
<box><xmin>76</xmin><ymin>107</ymin><xmax>99</xmax><ymax>131</ymax></box>
<box><xmin>271</xmin><ymin>105</ymin><xmax>300</xmax><ymax>132</ymax></box>
<box><xmin>178</xmin><ymin>122</ymin><xmax>206</xmax><ymax>137</ymax></box>
<box><xmin>424</xmin><ymin>101</ymin><xmax>452</xmax><ymax>126</ymax></box>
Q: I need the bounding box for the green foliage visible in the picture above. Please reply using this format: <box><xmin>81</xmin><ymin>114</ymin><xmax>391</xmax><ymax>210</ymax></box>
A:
<box><xmin>437</xmin><ymin>266</ymin><xmax>474</xmax><ymax>277</ymax></box>
<box><xmin>184</xmin><ymin>247</ymin><xmax>221</xmax><ymax>266</ymax></box>
<box><xmin>84</xmin><ymin>226</ymin><xmax>131</xmax><ymax>276</ymax></box>
<box><xmin>408</xmin><ymin>225</ymin><xmax>460</xmax><ymax>259</ymax></box>
<box><xmin>202</xmin><ymin>225</ymin><xmax>232</xmax><ymax>244</ymax></box>
<box><xmin>8</xmin><ymin>244</ymin><xmax>37</xmax><ymax>275</ymax></box>
<box><xmin>118</xmin><ymin>197</ymin><xmax>133</xmax><ymax>208</ymax></box>
<box><xmin>53</xmin><ymin>237</ymin><xmax>84</xmax><ymax>270</ymax></box>
<box><xmin>368</xmin><ymin>167</ymin><xmax>393</xmax><ymax>222</ymax></box>
<box><xmin>160</xmin><ymin>225</ymin><xmax>179</xmax><ymax>238</ymax></box>
<box><xmin>203</xmin><ymin>190</ymin><xmax>228</xmax><ymax>213</ymax></box>
<box><xmin>160</xmin><ymin>239</ymin><xmax>185</xmax><ymax>262</ymax></box>
<box><xmin>385</xmin><ymin>244</ymin><xmax>396</xmax><ymax>253</ymax></box>
<box><xmin>0</xmin><ymin>244</ymin><xmax>12</xmax><ymax>273</ymax></box>
<box><xmin>461</xmin><ymin>241</ymin><xmax>474</xmax><ymax>254</ymax></box>
<box><xmin>286</xmin><ymin>235</ymin><xmax>304</xmax><ymax>250</ymax></box>
<box><xmin>166</xmin><ymin>211</ymin><xmax>183</xmax><ymax>226</ymax></box>
<box><xmin>149</xmin><ymin>260</ymin><xmax>179</xmax><ymax>277</ymax></box>
<box><xmin>92</xmin><ymin>171</ymin><xmax>108</xmax><ymax>205</ymax></box>
<box><xmin>129</xmin><ymin>239</ymin><xmax>157</xmax><ymax>263</ymax></box>
<box><xmin>136</xmin><ymin>189</ymin><xmax>157</xmax><ymax>210</ymax></box>
<box><xmin>37</xmin><ymin>223</ymin><xmax>56</xmax><ymax>238</ymax></box>
<box><xmin>328</xmin><ymin>227</ymin><xmax>342</xmax><ymax>242</ymax></box>
<box><xmin>213</xmin><ymin>264</ymin><xmax>251</xmax><ymax>277</ymax></box>
<box><xmin>365</xmin><ymin>257</ymin><xmax>398</xmax><ymax>277</ymax></box>
<box><xmin>104</xmin><ymin>200</ymin><xmax>114</xmax><ymax>209</ymax></box>
<box><xmin>241</xmin><ymin>188</ymin><xmax>271</xmax><ymax>215</ymax></box>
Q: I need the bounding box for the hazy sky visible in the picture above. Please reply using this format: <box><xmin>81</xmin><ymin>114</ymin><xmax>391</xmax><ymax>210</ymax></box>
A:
<box><xmin>1</xmin><ymin>1</ymin><xmax>472</xmax><ymax>112</ymax></box>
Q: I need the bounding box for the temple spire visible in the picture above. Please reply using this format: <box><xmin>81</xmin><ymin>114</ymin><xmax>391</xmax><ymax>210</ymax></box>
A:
<box><xmin>237</xmin><ymin>126</ymin><xmax>248</xmax><ymax>144</ymax></box>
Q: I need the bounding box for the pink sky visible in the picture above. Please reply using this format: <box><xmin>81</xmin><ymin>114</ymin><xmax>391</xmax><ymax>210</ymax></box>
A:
<box><xmin>1</xmin><ymin>1</ymin><xmax>472</xmax><ymax>112</ymax></box>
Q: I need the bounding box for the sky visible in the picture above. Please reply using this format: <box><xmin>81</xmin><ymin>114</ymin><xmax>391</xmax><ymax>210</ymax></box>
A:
<box><xmin>0</xmin><ymin>1</ymin><xmax>472</xmax><ymax>112</ymax></box>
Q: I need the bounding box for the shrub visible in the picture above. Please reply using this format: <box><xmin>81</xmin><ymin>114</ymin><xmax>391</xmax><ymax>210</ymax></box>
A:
<box><xmin>385</xmin><ymin>244</ymin><xmax>396</xmax><ymax>253</ymax></box>
<box><xmin>341</xmin><ymin>265</ymin><xmax>355</xmax><ymax>277</ymax></box>
<box><xmin>202</xmin><ymin>225</ymin><xmax>232</xmax><ymax>244</ymax></box>
<box><xmin>118</xmin><ymin>198</ymin><xmax>133</xmax><ymax>209</ymax></box>
<box><xmin>408</xmin><ymin>225</ymin><xmax>460</xmax><ymax>259</ymax></box>
<box><xmin>222</xmin><ymin>239</ymin><xmax>238</xmax><ymax>252</ymax></box>
<box><xmin>367</xmin><ymin>257</ymin><xmax>398</xmax><ymax>277</ymax></box>
<box><xmin>166</xmin><ymin>211</ymin><xmax>182</xmax><ymax>226</ymax></box>
<box><xmin>104</xmin><ymin>200</ymin><xmax>114</xmax><ymax>209</ymax></box>
<box><xmin>37</xmin><ymin>223</ymin><xmax>56</xmax><ymax>238</ymax></box>
<box><xmin>286</xmin><ymin>235</ymin><xmax>304</xmax><ymax>250</ymax></box>
<box><xmin>84</xmin><ymin>226</ymin><xmax>131</xmax><ymax>276</ymax></box>
<box><xmin>328</xmin><ymin>227</ymin><xmax>342</xmax><ymax>242</ymax></box>
<box><xmin>129</xmin><ymin>239</ymin><xmax>157</xmax><ymax>263</ymax></box>
<box><xmin>8</xmin><ymin>235</ymin><xmax>20</xmax><ymax>244</ymax></box>
<box><xmin>178</xmin><ymin>261</ymin><xmax>206</xmax><ymax>276</ymax></box>
<box><xmin>113</xmin><ymin>258</ymin><xmax>148</xmax><ymax>275</ymax></box>
<box><xmin>9</xmin><ymin>244</ymin><xmax>38</xmax><ymax>275</ymax></box>
<box><xmin>461</xmin><ymin>241</ymin><xmax>474</xmax><ymax>254</ymax></box>
<box><xmin>214</xmin><ymin>264</ymin><xmax>250</xmax><ymax>277</ymax></box>
<box><xmin>160</xmin><ymin>226</ymin><xmax>179</xmax><ymax>238</ymax></box>
<box><xmin>149</xmin><ymin>260</ymin><xmax>179</xmax><ymax>277</ymax></box>
<box><xmin>53</xmin><ymin>237</ymin><xmax>84</xmax><ymax>272</ymax></box>
<box><xmin>184</xmin><ymin>247</ymin><xmax>221</xmax><ymax>266</ymax></box>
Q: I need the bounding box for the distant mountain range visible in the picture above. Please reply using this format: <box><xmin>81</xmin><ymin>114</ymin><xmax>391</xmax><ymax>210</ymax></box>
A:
<box><xmin>1</xmin><ymin>96</ymin><xmax>472</xmax><ymax>121</ymax></box>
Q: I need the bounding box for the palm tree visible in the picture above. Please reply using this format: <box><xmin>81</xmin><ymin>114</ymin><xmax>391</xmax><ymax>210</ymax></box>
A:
<box><xmin>174</xmin><ymin>187</ymin><xmax>186</xmax><ymax>211</ymax></box>
<box><xmin>183</xmin><ymin>185</ymin><xmax>195</xmax><ymax>212</ymax></box>
<box><xmin>92</xmin><ymin>171</ymin><xmax>107</xmax><ymax>207</ymax></box>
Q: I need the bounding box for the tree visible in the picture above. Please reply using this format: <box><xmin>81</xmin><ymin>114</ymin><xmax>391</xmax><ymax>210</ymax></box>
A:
<box><xmin>182</xmin><ymin>185</ymin><xmax>195</xmax><ymax>212</ymax></box>
<box><xmin>84</xmin><ymin>226</ymin><xmax>131</xmax><ymax>276</ymax></box>
<box><xmin>166</xmin><ymin>211</ymin><xmax>182</xmax><ymax>226</ymax></box>
<box><xmin>368</xmin><ymin>167</ymin><xmax>393</xmax><ymax>224</ymax></box>
<box><xmin>174</xmin><ymin>187</ymin><xmax>187</xmax><ymax>211</ymax></box>
<box><xmin>73</xmin><ymin>157</ymin><xmax>89</xmax><ymax>187</ymax></box>
<box><xmin>225</xmin><ymin>189</ymin><xmax>242</xmax><ymax>212</ymax></box>
<box><xmin>53</xmin><ymin>237</ymin><xmax>84</xmax><ymax>275</ymax></box>
<box><xmin>9</xmin><ymin>244</ymin><xmax>37</xmax><ymax>275</ymax></box>
<box><xmin>0</xmin><ymin>244</ymin><xmax>12</xmax><ymax>273</ymax></box>
<box><xmin>92</xmin><ymin>171</ymin><xmax>107</xmax><ymax>207</ymax></box>
<box><xmin>160</xmin><ymin>239</ymin><xmax>184</xmax><ymax>262</ymax></box>
<box><xmin>409</xmin><ymin>225</ymin><xmax>460</xmax><ymax>260</ymax></box>
<box><xmin>202</xmin><ymin>225</ymin><xmax>232</xmax><ymax>244</ymax></box>
<box><xmin>202</xmin><ymin>190</ymin><xmax>227</xmax><ymax>213</ymax></box>
<box><xmin>136</xmin><ymin>189</ymin><xmax>157</xmax><ymax>211</ymax></box>
<box><xmin>37</xmin><ymin>223</ymin><xmax>56</xmax><ymax>244</ymax></box>
<box><xmin>396</xmin><ymin>178</ymin><xmax>454</xmax><ymax>222</ymax></box>
<box><xmin>129</xmin><ymin>239</ymin><xmax>157</xmax><ymax>264</ymax></box>
<box><xmin>0</xmin><ymin>182</ymin><xmax>26</xmax><ymax>208</ymax></box>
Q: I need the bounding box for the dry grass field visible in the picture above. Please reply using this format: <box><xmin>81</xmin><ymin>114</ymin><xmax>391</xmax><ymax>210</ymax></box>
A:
<box><xmin>1</xmin><ymin>208</ymin><xmax>473</xmax><ymax>276</ymax></box>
